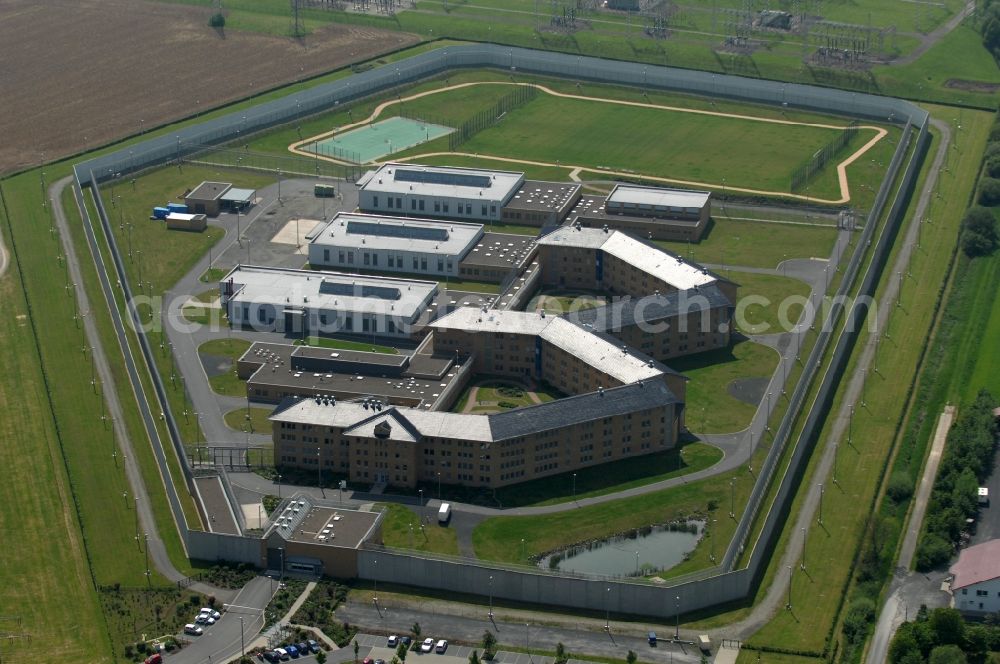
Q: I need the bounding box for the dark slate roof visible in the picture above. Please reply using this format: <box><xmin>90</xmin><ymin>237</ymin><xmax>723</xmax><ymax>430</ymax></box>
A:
<box><xmin>488</xmin><ymin>380</ymin><xmax>678</xmax><ymax>441</ymax></box>
<box><xmin>568</xmin><ymin>282</ymin><xmax>732</xmax><ymax>331</ymax></box>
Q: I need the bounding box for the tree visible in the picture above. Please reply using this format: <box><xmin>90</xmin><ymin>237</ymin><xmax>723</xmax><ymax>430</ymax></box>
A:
<box><xmin>888</xmin><ymin>626</ymin><xmax>920</xmax><ymax>664</ymax></box>
<box><xmin>626</xmin><ymin>650</ymin><xmax>637</xmax><ymax>664</ymax></box>
<box><xmin>929</xmin><ymin>644</ymin><xmax>967</xmax><ymax>664</ymax></box>
<box><xmin>397</xmin><ymin>642</ymin><xmax>409</xmax><ymax>662</ymax></box>
<box><xmin>929</xmin><ymin>608</ymin><xmax>965</xmax><ymax>646</ymax></box>
<box><xmin>412</xmin><ymin>622</ymin><xmax>422</xmax><ymax>642</ymax></box>
<box><xmin>354</xmin><ymin>639</ymin><xmax>360</xmax><ymax>664</ymax></box>
<box><xmin>469</xmin><ymin>650</ymin><xmax>481</xmax><ymax>664</ymax></box>
<box><xmin>887</xmin><ymin>471</ymin><xmax>914</xmax><ymax>503</ymax></box>
<box><xmin>482</xmin><ymin>630</ymin><xmax>497</xmax><ymax>653</ymax></box>
<box><xmin>980</xmin><ymin>178</ymin><xmax>1000</xmax><ymax>206</ymax></box>
<box><xmin>317</xmin><ymin>651</ymin><xmax>328</xmax><ymax>664</ymax></box>
<box><xmin>209</xmin><ymin>12</ymin><xmax>226</xmax><ymax>28</ymax></box>
<box><xmin>555</xmin><ymin>642</ymin><xmax>567</xmax><ymax>664</ymax></box>
<box><xmin>916</xmin><ymin>534</ymin><xmax>952</xmax><ymax>571</ymax></box>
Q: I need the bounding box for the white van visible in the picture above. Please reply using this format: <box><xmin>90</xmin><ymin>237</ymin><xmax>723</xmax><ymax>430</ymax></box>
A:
<box><xmin>438</xmin><ymin>503</ymin><xmax>451</xmax><ymax>524</ymax></box>
<box><xmin>435</xmin><ymin>640</ymin><xmax>448</xmax><ymax>653</ymax></box>
<box><xmin>183</xmin><ymin>624</ymin><xmax>203</xmax><ymax>636</ymax></box>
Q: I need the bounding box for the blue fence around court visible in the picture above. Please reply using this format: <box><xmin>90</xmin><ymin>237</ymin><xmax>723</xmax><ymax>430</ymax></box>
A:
<box><xmin>72</xmin><ymin>44</ymin><xmax>931</xmax><ymax>620</ymax></box>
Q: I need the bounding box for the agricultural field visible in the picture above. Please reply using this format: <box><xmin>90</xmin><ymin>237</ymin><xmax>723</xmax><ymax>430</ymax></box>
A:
<box><xmin>0</xmin><ymin>0</ymin><xmax>418</xmax><ymax>174</ymax></box>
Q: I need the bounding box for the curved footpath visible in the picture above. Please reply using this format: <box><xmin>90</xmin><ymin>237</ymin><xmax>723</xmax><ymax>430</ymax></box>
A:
<box><xmin>289</xmin><ymin>80</ymin><xmax>887</xmax><ymax>205</ymax></box>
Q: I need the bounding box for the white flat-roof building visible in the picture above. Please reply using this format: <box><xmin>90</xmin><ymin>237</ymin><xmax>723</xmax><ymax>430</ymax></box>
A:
<box><xmin>569</xmin><ymin>183</ymin><xmax>713</xmax><ymax>241</ymax></box>
<box><xmin>220</xmin><ymin>265</ymin><xmax>438</xmax><ymax>338</ymax></box>
<box><xmin>358</xmin><ymin>163</ymin><xmax>524</xmax><ymax>222</ymax></box>
<box><xmin>308</xmin><ymin>212</ymin><xmax>484</xmax><ymax>277</ymax></box>
<box><xmin>605</xmin><ymin>184</ymin><xmax>711</xmax><ymax>218</ymax></box>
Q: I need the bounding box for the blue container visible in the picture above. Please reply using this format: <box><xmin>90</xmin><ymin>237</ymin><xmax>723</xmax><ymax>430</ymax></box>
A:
<box><xmin>167</xmin><ymin>203</ymin><xmax>189</xmax><ymax>213</ymax></box>
<box><xmin>153</xmin><ymin>207</ymin><xmax>170</xmax><ymax>219</ymax></box>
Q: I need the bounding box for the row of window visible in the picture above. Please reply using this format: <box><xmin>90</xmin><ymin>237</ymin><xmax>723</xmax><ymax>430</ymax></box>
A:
<box><xmin>371</xmin><ymin>196</ymin><xmax>497</xmax><ymax>218</ymax></box>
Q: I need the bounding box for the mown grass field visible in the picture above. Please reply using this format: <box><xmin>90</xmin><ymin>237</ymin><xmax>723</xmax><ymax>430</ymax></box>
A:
<box><xmin>224</xmin><ymin>406</ymin><xmax>274</xmax><ymax>435</ymax></box>
<box><xmin>657</xmin><ymin>219</ymin><xmax>839</xmax><ymax>270</ymax></box>
<box><xmin>670</xmin><ymin>340</ymin><xmax>780</xmax><ymax>434</ymax></box>
<box><xmin>0</xmin><ymin>194</ymin><xmax>113</xmax><ymax>662</ymax></box>
<box><xmin>744</xmin><ymin>108</ymin><xmax>993</xmax><ymax>654</ymax></box>
<box><xmin>200</xmin><ymin>338</ymin><xmax>253</xmax><ymax>397</ymax></box>
<box><xmin>961</xmin><ymin>255</ymin><xmax>1000</xmax><ymax>402</ymax></box>
<box><xmin>379</xmin><ymin>502</ymin><xmax>460</xmax><ymax>555</ymax></box>
<box><xmin>732</xmin><ymin>271</ymin><xmax>813</xmax><ymax>335</ymax></box>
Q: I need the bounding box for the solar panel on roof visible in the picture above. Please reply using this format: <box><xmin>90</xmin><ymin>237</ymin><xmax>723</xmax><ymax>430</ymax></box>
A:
<box><xmin>395</xmin><ymin>168</ymin><xmax>491</xmax><ymax>188</ymax></box>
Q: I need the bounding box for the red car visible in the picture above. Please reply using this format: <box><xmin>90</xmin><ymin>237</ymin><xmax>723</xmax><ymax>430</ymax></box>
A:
<box><xmin>144</xmin><ymin>655</ymin><xmax>163</xmax><ymax>664</ymax></box>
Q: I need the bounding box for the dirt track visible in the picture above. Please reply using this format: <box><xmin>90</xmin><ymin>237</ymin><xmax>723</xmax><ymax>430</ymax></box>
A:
<box><xmin>0</xmin><ymin>0</ymin><xmax>417</xmax><ymax>174</ymax></box>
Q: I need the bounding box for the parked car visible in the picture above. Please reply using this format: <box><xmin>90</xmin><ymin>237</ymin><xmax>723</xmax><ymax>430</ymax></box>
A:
<box><xmin>274</xmin><ymin>647</ymin><xmax>289</xmax><ymax>661</ymax></box>
<box><xmin>200</xmin><ymin>607</ymin><xmax>222</xmax><ymax>620</ymax></box>
<box><xmin>286</xmin><ymin>644</ymin><xmax>300</xmax><ymax>658</ymax></box>
<box><xmin>401</xmin><ymin>636</ymin><xmax>412</xmax><ymax>647</ymax></box>
<box><xmin>307</xmin><ymin>639</ymin><xmax>321</xmax><ymax>653</ymax></box>
<box><xmin>195</xmin><ymin>614</ymin><xmax>215</xmax><ymax>625</ymax></box>
<box><xmin>435</xmin><ymin>640</ymin><xmax>448</xmax><ymax>654</ymax></box>
<box><xmin>183</xmin><ymin>624</ymin><xmax>203</xmax><ymax>636</ymax></box>
<box><xmin>388</xmin><ymin>635</ymin><xmax>399</xmax><ymax>647</ymax></box>
<box><xmin>363</xmin><ymin>657</ymin><xmax>374</xmax><ymax>664</ymax></box>
<box><xmin>648</xmin><ymin>632</ymin><xmax>657</xmax><ymax>647</ymax></box>
<box><xmin>263</xmin><ymin>652</ymin><xmax>281</xmax><ymax>663</ymax></box>
<box><xmin>421</xmin><ymin>638</ymin><xmax>435</xmax><ymax>653</ymax></box>
<box><xmin>144</xmin><ymin>654</ymin><xmax>163</xmax><ymax>664</ymax></box>
<box><xmin>375</xmin><ymin>659</ymin><xmax>386</xmax><ymax>664</ymax></box>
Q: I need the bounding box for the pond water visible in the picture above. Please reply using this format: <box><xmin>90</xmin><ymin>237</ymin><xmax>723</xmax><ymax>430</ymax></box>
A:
<box><xmin>538</xmin><ymin>521</ymin><xmax>704</xmax><ymax>577</ymax></box>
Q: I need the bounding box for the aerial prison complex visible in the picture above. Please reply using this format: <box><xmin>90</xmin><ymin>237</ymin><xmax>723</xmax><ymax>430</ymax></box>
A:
<box><xmin>214</xmin><ymin>163</ymin><xmax>732</xmax><ymax>490</ymax></box>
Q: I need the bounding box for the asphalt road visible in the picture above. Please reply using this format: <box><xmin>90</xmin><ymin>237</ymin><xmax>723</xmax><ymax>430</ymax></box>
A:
<box><xmin>167</xmin><ymin>576</ymin><xmax>276</xmax><ymax>664</ymax></box>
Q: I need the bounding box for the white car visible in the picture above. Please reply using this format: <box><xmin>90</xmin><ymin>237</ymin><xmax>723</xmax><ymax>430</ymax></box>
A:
<box><xmin>435</xmin><ymin>640</ymin><xmax>448</xmax><ymax>654</ymax></box>
<box><xmin>387</xmin><ymin>635</ymin><xmax>399</xmax><ymax>647</ymax></box>
<box><xmin>420</xmin><ymin>638</ymin><xmax>435</xmax><ymax>653</ymax></box>
<box><xmin>200</xmin><ymin>607</ymin><xmax>222</xmax><ymax>620</ymax></box>
<box><xmin>183</xmin><ymin>624</ymin><xmax>203</xmax><ymax>636</ymax></box>
<box><xmin>195</xmin><ymin>614</ymin><xmax>215</xmax><ymax>625</ymax></box>
<box><xmin>274</xmin><ymin>647</ymin><xmax>288</xmax><ymax>660</ymax></box>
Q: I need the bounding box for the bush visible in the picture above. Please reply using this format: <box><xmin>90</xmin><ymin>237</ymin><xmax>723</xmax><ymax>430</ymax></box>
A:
<box><xmin>887</xmin><ymin>471</ymin><xmax>914</xmax><ymax>503</ymax></box>
<box><xmin>843</xmin><ymin>597</ymin><xmax>877</xmax><ymax>645</ymax></box>
<box><xmin>987</xmin><ymin>155</ymin><xmax>1000</xmax><ymax>178</ymax></box>
<box><xmin>929</xmin><ymin>644</ymin><xmax>967</xmax><ymax>664</ymax></box>
<box><xmin>916</xmin><ymin>533</ymin><xmax>953</xmax><ymax>571</ymax></box>
<box><xmin>209</xmin><ymin>12</ymin><xmax>226</xmax><ymax>28</ymax></box>
<box><xmin>979</xmin><ymin>178</ymin><xmax>1000</xmax><ymax>206</ymax></box>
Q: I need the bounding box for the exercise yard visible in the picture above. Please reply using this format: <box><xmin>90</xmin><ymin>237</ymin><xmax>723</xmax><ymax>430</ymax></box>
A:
<box><xmin>302</xmin><ymin>116</ymin><xmax>454</xmax><ymax>163</ymax></box>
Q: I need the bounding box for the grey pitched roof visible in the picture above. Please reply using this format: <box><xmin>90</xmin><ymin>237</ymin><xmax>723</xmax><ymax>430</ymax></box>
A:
<box><xmin>487</xmin><ymin>380</ymin><xmax>678</xmax><ymax>441</ymax></box>
<box><xmin>569</xmin><ymin>282</ymin><xmax>733</xmax><ymax>330</ymax></box>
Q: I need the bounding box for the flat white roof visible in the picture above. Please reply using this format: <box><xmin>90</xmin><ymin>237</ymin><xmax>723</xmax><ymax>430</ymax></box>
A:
<box><xmin>223</xmin><ymin>266</ymin><xmax>437</xmax><ymax>317</ymax></box>
<box><xmin>311</xmin><ymin>212</ymin><xmax>483</xmax><ymax>256</ymax></box>
<box><xmin>166</xmin><ymin>213</ymin><xmax>201</xmax><ymax>221</ymax></box>
<box><xmin>537</xmin><ymin>227</ymin><xmax>715</xmax><ymax>291</ymax></box>
<box><xmin>362</xmin><ymin>163</ymin><xmax>524</xmax><ymax>204</ymax></box>
<box><xmin>607</xmin><ymin>184</ymin><xmax>711</xmax><ymax>210</ymax></box>
<box><xmin>221</xmin><ymin>187</ymin><xmax>256</xmax><ymax>202</ymax></box>
<box><xmin>430</xmin><ymin>308</ymin><xmax>663</xmax><ymax>384</ymax></box>
<box><xmin>271</xmin><ymin>399</ymin><xmax>495</xmax><ymax>442</ymax></box>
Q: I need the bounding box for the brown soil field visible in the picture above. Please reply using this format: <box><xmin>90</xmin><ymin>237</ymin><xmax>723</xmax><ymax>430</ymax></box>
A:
<box><xmin>0</xmin><ymin>0</ymin><xmax>418</xmax><ymax>174</ymax></box>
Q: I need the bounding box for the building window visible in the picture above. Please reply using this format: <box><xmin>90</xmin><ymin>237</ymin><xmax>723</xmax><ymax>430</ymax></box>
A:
<box><xmin>443</xmin><ymin>203</ymin><xmax>449</xmax><ymax>213</ymax></box>
<box><xmin>466</xmin><ymin>203</ymin><xmax>472</xmax><ymax>214</ymax></box>
<box><xmin>345</xmin><ymin>317</ymin><xmax>353</xmax><ymax>331</ymax></box>
<box><xmin>434</xmin><ymin>201</ymin><xmax>441</xmax><ymax>212</ymax></box>
<box><xmin>373</xmin><ymin>196</ymin><xmax>379</xmax><ymax>207</ymax></box>
<box><xmin>324</xmin><ymin>249</ymin><xmax>330</xmax><ymax>262</ymax></box>
<box><xmin>482</xmin><ymin>205</ymin><xmax>488</xmax><ymax>216</ymax></box>
<box><xmin>411</xmin><ymin>199</ymin><xmax>417</xmax><ymax>210</ymax></box>
<box><xmin>437</xmin><ymin>259</ymin><xmax>444</xmax><ymax>272</ymax></box>
<box><xmin>372</xmin><ymin>254</ymin><xmax>378</xmax><ymax>266</ymax></box>
<box><xmin>421</xmin><ymin>258</ymin><xmax>428</xmax><ymax>270</ymax></box>
<box><xmin>413</xmin><ymin>257</ymin><xmax>419</xmax><ymax>270</ymax></box>
<box><xmin>364</xmin><ymin>253</ymin><xmax>370</xmax><ymax>266</ymax></box>
<box><xmin>338</xmin><ymin>250</ymin><xmax>345</xmax><ymax>263</ymax></box>
<box><xmin>347</xmin><ymin>251</ymin><xmax>354</xmax><ymax>265</ymax></box>
<box><xmin>419</xmin><ymin>200</ymin><xmax>425</xmax><ymax>211</ymax></box>
<box><xmin>396</xmin><ymin>197</ymin><xmax>402</xmax><ymax>208</ymax></box>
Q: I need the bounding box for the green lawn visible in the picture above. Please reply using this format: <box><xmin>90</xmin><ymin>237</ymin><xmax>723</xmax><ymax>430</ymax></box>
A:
<box><xmin>378</xmin><ymin>502</ymin><xmax>460</xmax><ymax>555</ymax></box>
<box><xmin>294</xmin><ymin>336</ymin><xmax>398</xmax><ymax>354</ymax></box>
<box><xmin>224</xmin><ymin>407</ymin><xmax>275</xmax><ymax>435</ymax></box>
<box><xmin>450</xmin><ymin>377</ymin><xmax>566</xmax><ymax>414</ymax></box>
<box><xmin>458</xmin><ymin>94</ymin><xmax>846</xmax><ymax>197</ymax></box>
<box><xmin>657</xmin><ymin>218</ymin><xmax>838</xmax><ymax>270</ymax></box>
<box><xmin>200</xmin><ymin>338</ymin><xmax>253</xmax><ymax>397</ymax></box>
<box><xmin>961</xmin><ymin>255</ymin><xmax>1000</xmax><ymax>402</ymax></box>
<box><xmin>731</xmin><ymin>271</ymin><xmax>813</xmax><ymax>335</ymax></box>
<box><xmin>670</xmin><ymin>341</ymin><xmax>780</xmax><ymax>434</ymax></box>
<box><xmin>0</xmin><ymin>193</ymin><xmax>114</xmax><ymax>662</ymax></box>
<box><xmin>100</xmin><ymin>164</ymin><xmax>273</xmax><ymax>294</ymax></box>
<box><xmin>472</xmin><ymin>459</ymin><xmax>752</xmax><ymax>565</ymax></box>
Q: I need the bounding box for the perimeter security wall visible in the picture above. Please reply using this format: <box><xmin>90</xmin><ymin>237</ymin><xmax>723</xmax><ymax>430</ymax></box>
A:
<box><xmin>73</xmin><ymin>44</ymin><xmax>931</xmax><ymax>618</ymax></box>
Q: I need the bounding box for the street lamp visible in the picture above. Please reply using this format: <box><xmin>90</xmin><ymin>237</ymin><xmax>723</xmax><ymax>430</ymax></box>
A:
<box><xmin>240</xmin><ymin>616</ymin><xmax>246</xmax><ymax>659</ymax></box>
<box><xmin>786</xmin><ymin>565</ymin><xmax>793</xmax><ymax>610</ymax></box>
<box><xmin>572</xmin><ymin>473</ymin><xmax>577</xmax><ymax>503</ymax></box>
<box><xmin>373</xmin><ymin>558</ymin><xmax>378</xmax><ymax>604</ymax></box>
<box><xmin>800</xmin><ymin>527</ymin><xmax>806</xmax><ymax>571</ymax></box>
<box><xmin>604</xmin><ymin>587</ymin><xmax>611</xmax><ymax>632</ymax></box>
<box><xmin>818</xmin><ymin>483</ymin><xmax>825</xmax><ymax>525</ymax></box>
<box><xmin>437</xmin><ymin>472</ymin><xmax>442</xmax><ymax>501</ymax></box>
<box><xmin>729</xmin><ymin>477</ymin><xmax>735</xmax><ymax>518</ymax></box>
<box><xmin>488</xmin><ymin>575</ymin><xmax>494</xmax><ymax>619</ymax></box>
<box><xmin>674</xmin><ymin>595</ymin><xmax>680</xmax><ymax>640</ymax></box>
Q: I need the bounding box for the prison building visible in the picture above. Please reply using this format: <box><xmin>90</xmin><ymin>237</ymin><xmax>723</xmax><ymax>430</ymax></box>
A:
<box><xmin>308</xmin><ymin>212</ymin><xmax>484</xmax><ymax>278</ymax></box>
<box><xmin>428</xmin><ymin>307</ymin><xmax>686</xmax><ymax>403</ymax></box>
<box><xmin>536</xmin><ymin>226</ymin><xmax>737</xmax><ymax>302</ymax></box>
<box><xmin>270</xmin><ymin>378</ymin><xmax>679</xmax><ymax>489</ymax></box>
<box><xmin>500</xmin><ymin>180</ymin><xmax>582</xmax><ymax>227</ymax></box>
<box><xmin>357</xmin><ymin>163</ymin><xmax>524</xmax><ymax>223</ymax></box>
<box><xmin>570</xmin><ymin>283</ymin><xmax>734</xmax><ymax>362</ymax></box>
<box><xmin>570</xmin><ymin>184</ymin><xmax>712</xmax><ymax>241</ymax></box>
<box><xmin>236</xmin><ymin>341</ymin><xmax>459</xmax><ymax>406</ymax></box>
<box><xmin>219</xmin><ymin>265</ymin><xmax>438</xmax><ymax>339</ymax></box>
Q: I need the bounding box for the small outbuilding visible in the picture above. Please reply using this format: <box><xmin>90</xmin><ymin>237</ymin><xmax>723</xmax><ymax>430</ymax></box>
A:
<box><xmin>185</xmin><ymin>181</ymin><xmax>232</xmax><ymax>216</ymax></box>
<box><xmin>221</xmin><ymin>187</ymin><xmax>256</xmax><ymax>213</ymax></box>
<box><xmin>166</xmin><ymin>212</ymin><xmax>208</xmax><ymax>232</ymax></box>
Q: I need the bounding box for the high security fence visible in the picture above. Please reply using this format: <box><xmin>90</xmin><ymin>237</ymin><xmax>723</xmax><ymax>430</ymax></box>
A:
<box><xmin>72</xmin><ymin>44</ymin><xmax>930</xmax><ymax>619</ymax></box>
<box><xmin>790</xmin><ymin>120</ymin><xmax>859</xmax><ymax>192</ymax></box>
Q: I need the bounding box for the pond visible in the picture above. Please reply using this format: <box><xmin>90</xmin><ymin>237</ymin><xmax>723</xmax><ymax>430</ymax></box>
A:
<box><xmin>538</xmin><ymin>521</ymin><xmax>704</xmax><ymax>577</ymax></box>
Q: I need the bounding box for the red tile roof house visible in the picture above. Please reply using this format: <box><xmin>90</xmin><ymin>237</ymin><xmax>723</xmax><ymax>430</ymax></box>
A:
<box><xmin>950</xmin><ymin>539</ymin><xmax>1000</xmax><ymax>617</ymax></box>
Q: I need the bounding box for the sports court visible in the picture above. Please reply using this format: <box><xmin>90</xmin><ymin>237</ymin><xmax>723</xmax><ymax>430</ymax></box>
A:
<box><xmin>304</xmin><ymin>116</ymin><xmax>454</xmax><ymax>163</ymax></box>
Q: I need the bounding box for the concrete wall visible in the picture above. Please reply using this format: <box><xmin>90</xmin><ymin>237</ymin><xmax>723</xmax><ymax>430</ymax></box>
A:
<box><xmin>187</xmin><ymin>530</ymin><xmax>265</xmax><ymax>567</ymax></box>
<box><xmin>358</xmin><ymin>549</ymin><xmax>750</xmax><ymax>618</ymax></box>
